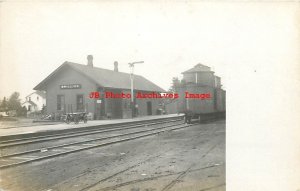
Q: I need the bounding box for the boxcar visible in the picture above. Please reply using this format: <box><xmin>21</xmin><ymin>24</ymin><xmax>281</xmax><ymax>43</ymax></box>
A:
<box><xmin>176</xmin><ymin>83</ymin><xmax>225</xmax><ymax>122</ymax></box>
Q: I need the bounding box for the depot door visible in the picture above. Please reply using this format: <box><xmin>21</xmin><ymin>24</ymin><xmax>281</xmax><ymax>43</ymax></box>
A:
<box><xmin>147</xmin><ymin>101</ymin><xmax>152</xmax><ymax>115</ymax></box>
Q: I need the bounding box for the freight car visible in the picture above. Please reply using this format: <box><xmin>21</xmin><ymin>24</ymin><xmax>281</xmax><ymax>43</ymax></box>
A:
<box><xmin>175</xmin><ymin>83</ymin><xmax>226</xmax><ymax>123</ymax></box>
<box><xmin>167</xmin><ymin>63</ymin><xmax>225</xmax><ymax>123</ymax></box>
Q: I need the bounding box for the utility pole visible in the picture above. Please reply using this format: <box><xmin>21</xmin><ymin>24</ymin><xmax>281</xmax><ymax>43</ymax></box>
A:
<box><xmin>129</xmin><ymin>61</ymin><xmax>144</xmax><ymax>118</ymax></box>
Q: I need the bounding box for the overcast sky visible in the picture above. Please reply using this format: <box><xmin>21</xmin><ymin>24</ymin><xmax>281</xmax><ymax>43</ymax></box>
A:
<box><xmin>0</xmin><ymin>1</ymin><xmax>298</xmax><ymax>100</ymax></box>
<box><xmin>1</xmin><ymin>1</ymin><xmax>300</xmax><ymax>190</ymax></box>
<box><xmin>0</xmin><ymin>1</ymin><xmax>233</xmax><ymax>100</ymax></box>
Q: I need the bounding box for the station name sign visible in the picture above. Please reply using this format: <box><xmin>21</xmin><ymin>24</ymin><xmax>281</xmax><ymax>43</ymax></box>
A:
<box><xmin>60</xmin><ymin>84</ymin><xmax>82</xmax><ymax>89</ymax></box>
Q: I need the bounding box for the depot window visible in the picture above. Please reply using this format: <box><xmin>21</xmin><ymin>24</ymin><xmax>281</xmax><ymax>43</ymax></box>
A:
<box><xmin>76</xmin><ymin>94</ymin><xmax>84</xmax><ymax>111</ymax></box>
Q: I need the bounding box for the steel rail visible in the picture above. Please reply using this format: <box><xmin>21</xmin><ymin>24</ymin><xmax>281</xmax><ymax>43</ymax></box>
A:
<box><xmin>78</xmin><ymin>124</ymin><xmax>220</xmax><ymax>191</ymax></box>
<box><xmin>0</xmin><ymin>118</ymin><xmax>182</xmax><ymax>148</ymax></box>
<box><xmin>0</xmin><ymin>121</ymin><xmax>183</xmax><ymax>159</ymax></box>
<box><xmin>161</xmin><ymin>140</ymin><xmax>222</xmax><ymax>191</ymax></box>
<box><xmin>0</xmin><ymin>116</ymin><xmax>183</xmax><ymax>145</ymax></box>
<box><xmin>0</xmin><ymin>123</ymin><xmax>191</xmax><ymax>170</ymax></box>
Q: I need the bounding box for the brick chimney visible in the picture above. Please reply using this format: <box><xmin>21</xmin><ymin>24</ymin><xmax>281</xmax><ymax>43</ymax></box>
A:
<box><xmin>87</xmin><ymin>55</ymin><xmax>93</xmax><ymax>67</ymax></box>
<box><xmin>114</xmin><ymin>61</ymin><xmax>118</xmax><ymax>72</ymax></box>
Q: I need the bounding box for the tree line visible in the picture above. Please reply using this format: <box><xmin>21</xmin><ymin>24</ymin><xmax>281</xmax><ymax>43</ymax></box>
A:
<box><xmin>0</xmin><ymin>92</ymin><xmax>27</xmax><ymax>116</ymax></box>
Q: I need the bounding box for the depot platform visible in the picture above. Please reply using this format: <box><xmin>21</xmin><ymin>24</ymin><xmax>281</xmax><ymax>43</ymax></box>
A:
<box><xmin>0</xmin><ymin>114</ymin><xmax>183</xmax><ymax>141</ymax></box>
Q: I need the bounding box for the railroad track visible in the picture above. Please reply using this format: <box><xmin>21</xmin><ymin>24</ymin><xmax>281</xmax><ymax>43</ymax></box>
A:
<box><xmin>74</xmin><ymin>125</ymin><xmax>222</xmax><ymax>191</ymax></box>
<box><xmin>0</xmin><ymin>117</ymin><xmax>187</xmax><ymax>169</ymax></box>
<box><xmin>161</xmin><ymin>140</ymin><xmax>222</xmax><ymax>191</ymax></box>
<box><xmin>0</xmin><ymin>117</ymin><xmax>183</xmax><ymax>147</ymax></box>
<box><xmin>0</xmin><ymin>119</ymin><xmax>182</xmax><ymax>157</ymax></box>
<box><xmin>0</xmin><ymin>118</ymin><xmax>183</xmax><ymax>157</ymax></box>
<box><xmin>94</xmin><ymin>165</ymin><xmax>222</xmax><ymax>191</ymax></box>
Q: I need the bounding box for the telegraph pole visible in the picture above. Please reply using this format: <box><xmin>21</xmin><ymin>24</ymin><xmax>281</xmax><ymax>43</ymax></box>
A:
<box><xmin>129</xmin><ymin>61</ymin><xmax>144</xmax><ymax>118</ymax></box>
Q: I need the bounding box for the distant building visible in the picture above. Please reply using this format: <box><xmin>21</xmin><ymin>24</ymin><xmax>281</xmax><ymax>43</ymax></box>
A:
<box><xmin>22</xmin><ymin>91</ymin><xmax>46</xmax><ymax>113</ymax></box>
<box><xmin>33</xmin><ymin>55</ymin><xmax>165</xmax><ymax>119</ymax></box>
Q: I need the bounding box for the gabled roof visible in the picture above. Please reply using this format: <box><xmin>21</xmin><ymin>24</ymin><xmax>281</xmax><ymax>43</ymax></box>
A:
<box><xmin>25</xmin><ymin>91</ymin><xmax>46</xmax><ymax>99</ymax></box>
<box><xmin>22</xmin><ymin>100</ymin><xmax>37</xmax><ymax>106</ymax></box>
<box><xmin>34</xmin><ymin>62</ymin><xmax>165</xmax><ymax>92</ymax></box>
<box><xmin>35</xmin><ymin>91</ymin><xmax>46</xmax><ymax>98</ymax></box>
<box><xmin>182</xmin><ymin>63</ymin><xmax>213</xmax><ymax>74</ymax></box>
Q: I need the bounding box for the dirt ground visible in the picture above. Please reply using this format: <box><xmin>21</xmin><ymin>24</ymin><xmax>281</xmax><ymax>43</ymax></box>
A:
<box><xmin>0</xmin><ymin>120</ymin><xmax>225</xmax><ymax>191</ymax></box>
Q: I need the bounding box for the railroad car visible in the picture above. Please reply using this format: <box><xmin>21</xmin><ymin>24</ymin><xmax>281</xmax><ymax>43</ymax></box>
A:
<box><xmin>175</xmin><ymin>83</ymin><xmax>225</xmax><ymax>122</ymax></box>
<box><xmin>164</xmin><ymin>64</ymin><xmax>226</xmax><ymax>122</ymax></box>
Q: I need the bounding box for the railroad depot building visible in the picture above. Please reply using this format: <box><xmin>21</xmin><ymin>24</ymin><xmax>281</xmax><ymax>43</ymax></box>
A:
<box><xmin>34</xmin><ymin>55</ymin><xmax>165</xmax><ymax>119</ymax></box>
